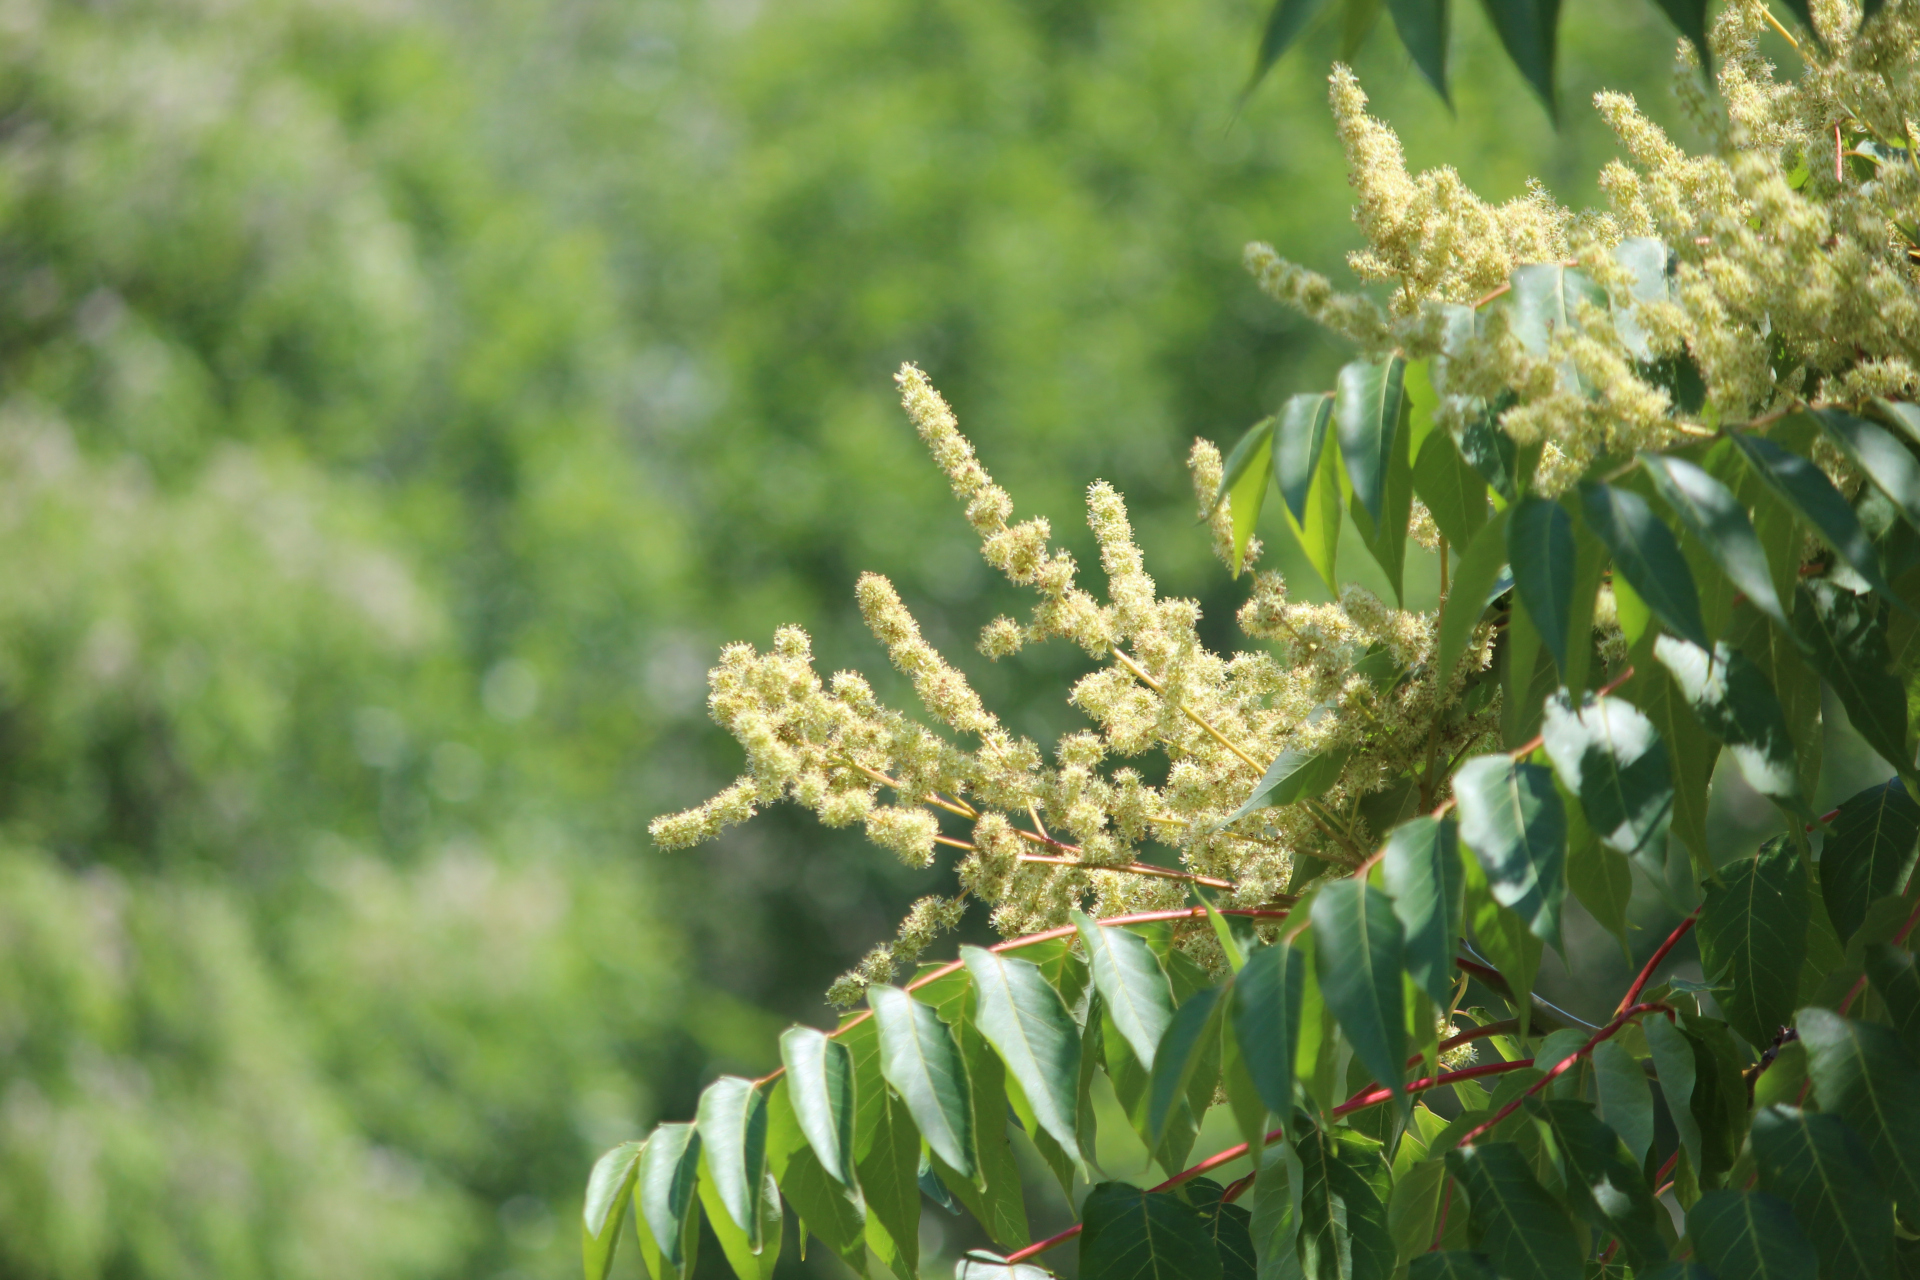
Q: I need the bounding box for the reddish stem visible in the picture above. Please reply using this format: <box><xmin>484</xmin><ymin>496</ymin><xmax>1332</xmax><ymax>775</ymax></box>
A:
<box><xmin>1405</xmin><ymin>1019</ymin><xmax>1518</xmax><ymax>1069</ymax></box>
<box><xmin>1617</xmin><ymin>910</ymin><xmax>1700</xmax><ymax>1016</ymax></box>
<box><xmin>1455</xmin><ymin>1003</ymin><xmax>1672</xmax><ymax>1148</ymax></box>
<box><xmin>1430</xmin><ymin>1177</ymin><xmax>1453</xmax><ymax>1251</ymax></box>
<box><xmin>1015</xmin><ymin>852</ymin><xmax>1237</xmax><ymax>890</ymax></box>
<box><xmin>1002</xmin><ymin>1058</ymin><xmax>1534</xmax><ymax>1264</ymax></box>
<box><xmin>1838</xmin><ymin>892</ymin><xmax>1920</xmax><ymax>1015</ymax></box>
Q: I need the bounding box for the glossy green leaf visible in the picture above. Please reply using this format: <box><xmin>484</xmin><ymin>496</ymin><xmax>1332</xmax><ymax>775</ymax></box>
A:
<box><xmin>1697</xmin><ymin>837</ymin><xmax>1810</xmax><ymax>1048</ymax></box>
<box><xmin>1224</xmin><ymin>747</ymin><xmax>1354</xmax><ymax>826</ymax></box>
<box><xmin>1148</xmin><ymin>985</ymin><xmax>1224</xmax><ymax>1144</ymax></box>
<box><xmin>1590</xmin><ymin>1039</ymin><xmax>1654</xmax><ymax>1168</ymax></box>
<box><xmin>1413</xmin><ymin>423</ymin><xmax>1487</xmax><ymax>549</ymax></box>
<box><xmin>1624</xmin><ymin>658</ymin><xmax>1718</xmax><ymax>877</ymax></box>
<box><xmin>1648</xmin><ymin>0</ymin><xmax>1710</xmax><ymax>66</ymax></box>
<box><xmin>1223</xmin><ymin>424</ymin><xmax>1274</xmax><ymax>578</ymax></box>
<box><xmin>1464</xmin><ymin>855</ymin><xmax>1544</xmax><ymax>1040</ymax></box>
<box><xmin>1796</xmin><ymin>581</ymin><xmax>1911</xmax><ymax>777</ymax></box>
<box><xmin>1688</xmin><ymin>1190</ymin><xmax>1819</xmax><ymax>1280</ymax></box>
<box><xmin>1581</xmin><ymin>481</ymin><xmax>1707</xmax><ymax>646</ymax></box>
<box><xmin>779</xmin><ymin>1142</ymin><xmax>865</xmax><ymax>1265</ymax></box>
<box><xmin>1280</xmin><ymin>396</ymin><xmax>1346</xmax><ymax>596</ymax></box>
<box><xmin>1386</xmin><ymin>1159</ymin><xmax>1448</xmax><ymax>1265</ymax></box>
<box><xmin>1734</xmin><ymin>598</ymin><xmax>1824</xmax><ymax>809</ymax></box>
<box><xmin>1335</xmin><ymin>355</ymin><xmax>1408</xmax><ymax>529</ymax></box>
<box><xmin>584</xmin><ymin>1140</ymin><xmax>643</xmax><ymax>1280</ymax></box>
<box><xmin>1188</xmin><ymin>1177</ymin><xmax>1258</xmax><ymax>1280</ymax></box>
<box><xmin>1439</xmin><ymin>505</ymin><xmax>1513</xmax><ymax>682</ymax></box>
<box><xmin>867</xmin><ymin>985</ymin><xmax>975</xmax><ymax>1180</ymax></box>
<box><xmin>939</xmin><ymin>1020</ymin><xmax>1029</xmax><ymax>1247</ymax></box>
<box><xmin>1384</xmin><ymin>0</ymin><xmax>1450</xmax><ymax>100</ymax></box>
<box><xmin>695</xmin><ymin>1076</ymin><xmax>771</xmax><ymax>1246</ymax></box>
<box><xmin>1274</xmin><ymin>394</ymin><xmax>1335</xmax><ymax>524</ymax></box>
<box><xmin>1863</xmin><ymin>943</ymin><xmax>1920</xmax><ymax>1058</ymax></box>
<box><xmin>1079</xmin><ymin>1182</ymin><xmax>1224</xmax><ymax>1280</ymax></box>
<box><xmin>1797</xmin><ymin>1008</ymin><xmax>1920</xmax><ymax>1210</ymax></box>
<box><xmin>1820</xmin><ymin>780</ymin><xmax>1920</xmax><ymax>945</ymax></box>
<box><xmin>1610</xmin><ymin>237</ymin><xmax>1670</xmax><ymax>361</ymax></box>
<box><xmin>1653</xmin><ymin>635</ymin><xmax>1807</xmax><ymax>814</ymax></box>
<box><xmin>1814</xmin><ymin>406</ymin><xmax>1920</xmax><ymax>534</ymax></box>
<box><xmin>698</xmin><ymin>1161</ymin><xmax>781</xmax><ymax>1280</ymax></box>
<box><xmin>1641</xmin><ymin>452</ymin><xmax>1789</xmax><ymax>630</ymax></box>
<box><xmin>1505</xmin><ymin>264</ymin><xmax>1600</xmax><ymax>360</ymax></box>
<box><xmin>962</xmin><ymin>946</ymin><xmax>1082</xmax><ymax>1161</ymax></box>
<box><xmin>1731</xmin><ymin>430</ymin><xmax>1900</xmax><ymax>602</ymax></box>
<box><xmin>1565</xmin><ymin>792</ymin><xmax>1632</xmax><ymax>953</ymax></box>
<box><xmin>855</xmin><ymin>1087</ymin><xmax>921</xmax><ymax>1278</ymax></box>
<box><xmin>1250</xmin><ymin>1130</ymin><xmax>1303</xmax><ymax>1277</ymax></box>
<box><xmin>1643</xmin><ymin>1014</ymin><xmax>1703</xmax><ymax>1177</ymax></box>
<box><xmin>778</xmin><ymin>1026</ymin><xmax>856</xmax><ymax>1188</ymax></box>
<box><xmin>1406</xmin><ymin>1254</ymin><xmax>1499</xmax><ymax>1280</ymax></box>
<box><xmin>1540</xmin><ymin>689</ymin><xmax>1673</xmax><ymax>862</ymax></box>
<box><xmin>1311</xmin><ymin>881</ymin><xmax>1409</xmax><ymax>1113</ymax></box>
<box><xmin>1444</xmin><ymin>1141</ymin><xmax>1583</xmax><ymax>1279</ymax></box>
<box><xmin>1248</xmin><ymin>0</ymin><xmax>1339</xmax><ymax>91</ymax></box>
<box><xmin>1233</xmin><ymin>941</ymin><xmax>1306</xmax><ymax>1118</ymax></box>
<box><xmin>1382</xmin><ymin>815</ymin><xmax>1466</xmax><ymax>1007</ymax></box>
<box><xmin>1509</xmin><ymin>496</ymin><xmax>1578</xmax><ymax>674</ymax></box>
<box><xmin>1751</xmin><ymin>1104</ymin><xmax>1894</xmax><ymax>1280</ymax></box>
<box><xmin>1296</xmin><ymin>1120</ymin><xmax>1396</xmax><ymax>1280</ymax></box>
<box><xmin>1214</xmin><ymin>416</ymin><xmax>1274</xmax><ymax>514</ymax></box>
<box><xmin>1075</xmin><ymin>911</ymin><xmax>1176</xmax><ymax>1071</ymax></box>
<box><xmin>635</xmin><ymin>1123</ymin><xmax>702</xmax><ymax>1280</ymax></box>
<box><xmin>1454</xmin><ymin>756</ymin><xmax>1567</xmax><ymax>951</ymax></box>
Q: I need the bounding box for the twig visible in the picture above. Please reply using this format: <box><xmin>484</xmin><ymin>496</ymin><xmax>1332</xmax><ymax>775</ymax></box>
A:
<box><xmin>1454</xmin><ymin>1003</ymin><xmax>1673</xmax><ymax>1148</ymax></box>
<box><xmin>1618</xmin><ymin>909</ymin><xmax>1700</xmax><ymax>1015</ymax></box>
<box><xmin>1112</xmin><ymin>649</ymin><xmax>1265</xmax><ymax>775</ymax></box>
<box><xmin>1016</xmin><ymin>852</ymin><xmax>1237</xmax><ymax>891</ymax></box>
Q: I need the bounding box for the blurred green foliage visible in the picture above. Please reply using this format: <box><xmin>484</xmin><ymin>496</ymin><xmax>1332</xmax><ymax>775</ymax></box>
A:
<box><xmin>0</xmin><ymin>0</ymin><xmax>1704</xmax><ymax>1275</ymax></box>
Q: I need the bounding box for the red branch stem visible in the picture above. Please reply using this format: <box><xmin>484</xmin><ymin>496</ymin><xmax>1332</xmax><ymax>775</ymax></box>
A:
<box><xmin>1454</xmin><ymin>1003</ymin><xmax>1672</xmax><ymax>1148</ymax></box>
<box><xmin>1617</xmin><ymin>910</ymin><xmax>1700</xmax><ymax>1016</ymax></box>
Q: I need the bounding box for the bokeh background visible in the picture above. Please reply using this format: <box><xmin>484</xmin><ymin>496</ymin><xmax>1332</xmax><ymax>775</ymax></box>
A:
<box><xmin>0</xmin><ymin>0</ymin><xmax>1865</xmax><ymax>1277</ymax></box>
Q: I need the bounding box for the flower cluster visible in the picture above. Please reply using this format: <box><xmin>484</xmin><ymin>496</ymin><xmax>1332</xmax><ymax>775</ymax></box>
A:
<box><xmin>654</xmin><ymin>0</ymin><xmax>1911</xmax><ymax>1001</ymax></box>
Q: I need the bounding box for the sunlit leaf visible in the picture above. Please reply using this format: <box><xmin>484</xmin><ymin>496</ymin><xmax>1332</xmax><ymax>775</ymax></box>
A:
<box><xmin>868</xmin><ymin>985</ymin><xmax>975</xmax><ymax>1180</ymax></box>
<box><xmin>779</xmin><ymin>1026</ymin><xmax>857</xmax><ymax>1189</ymax></box>
<box><xmin>1335</xmin><ymin>355</ymin><xmax>1408</xmax><ymax>529</ymax></box>
<box><xmin>1524</xmin><ymin>1098</ymin><xmax>1665</xmax><ymax>1266</ymax></box>
<box><xmin>1580</xmin><ymin>481</ymin><xmax>1706</xmax><ymax>647</ymax></box>
<box><xmin>856</xmin><ymin>1086</ymin><xmax>920</xmax><ymax>1277</ymax></box>
<box><xmin>1730</xmin><ymin>429</ymin><xmax>1901</xmax><ymax>604</ymax></box>
<box><xmin>1223</xmin><ymin>747</ymin><xmax>1353</xmax><ymax>826</ymax></box>
<box><xmin>584</xmin><ymin>1140</ymin><xmax>643</xmax><ymax>1280</ymax></box>
<box><xmin>1233</xmin><ymin>941</ymin><xmax>1307</xmax><ymax>1119</ymax></box>
<box><xmin>1652</xmin><ymin>634</ymin><xmax>1808</xmax><ymax>816</ymax></box>
<box><xmin>695</xmin><ymin>1076</ymin><xmax>771</xmax><ymax>1246</ymax></box>
<box><xmin>962</xmin><ymin>946</ymin><xmax>1082</xmax><ymax>1162</ymax></box>
<box><xmin>1439</xmin><ymin>505</ymin><xmax>1513</xmax><ymax>682</ymax></box>
<box><xmin>697</xmin><ymin>1162</ymin><xmax>781</xmax><ymax>1280</ymax></box>
<box><xmin>1148</xmin><ymin>985</ymin><xmax>1224</xmax><ymax>1145</ymax></box>
<box><xmin>1813</xmin><ymin>406</ymin><xmax>1920</xmax><ymax>535</ymax></box>
<box><xmin>1382</xmin><ymin>815</ymin><xmax>1466</xmax><ymax>1008</ymax></box>
<box><xmin>1795</xmin><ymin>580</ymin><xmax>1911</xmax><ymax>778</ymax></box>
<box><xmin>1540</xmin><ymin>689</ymin><xmax>1672</xmax><ymax>862</ymax></box>
<box><xmin>1075</xmin><ymin>911</ymin><xmax>1176</xmax><ymax>1072</ymax></box>
<box><xmin>1641</xmin><ymin>452</ymin><xmax>1788</xmax><ymax>630</ymax></box>
<box><xmin>1454</xmin><ymin>756</ymin><xmax>1567</xmax><ymax>951</ymax></box>
<box><xmin>1312</xmin><ymin>881</ymin><xmax>1409</xmax><ymax>1113</ymax></box>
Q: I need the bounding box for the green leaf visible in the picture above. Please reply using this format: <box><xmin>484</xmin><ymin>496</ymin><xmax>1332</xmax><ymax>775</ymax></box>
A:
<box><xmin>1581</xmin><ymin>481</ymin><xmax>1707</xmax><ymax>647</ymax></box>
<box><xmin>1540</xmin><ymin>689</ymin><xmax>1673</xmax><ymax>862</ymax></box>
<box><xmin>1444</xmin><ymin>1141</ymin><xmax>1583</xmax><ymax>1280</ymax></box>
<box><xmin>1796</xmin><ymin>1008</ymin><xmax>1920</xmax><ymax>1210</ymax></box>
<box><xmin>1697</xmin><ymin>837</ymin><xmax>1810</xmax><ymax>1048</ymax></box>
<box><xmin>1796</xmin><ymin>581</ymin><xmax>1911</xmax><ymax>778</ymax></box>
<box><xmin>961</xmin><ymin>946</ymin><xmax>1082</xmax><ymax>1161</ymax></box>
<box><xmin>584</xmin><ymin>1140</ymin><xmax>643</xmax><ymax>1280</ymax></box>
<box><xmin>1653</xmin><ymin>635</ymin><xmax>1808</xmax><ymax>815</ymax></box>
<box><xmin>778</xmin><ymin>1027</ymin><xmax>857</xmax><ymax>1188</ymax></box>
<box><xmin>1233</xmin><ymin>941</ymin><xmax>1306</xmax><ymax>1119</ymax></box>
<box><xmin>636</xmin><ymin>1123</ymin><xmax>702</xmax><ymax>1280</ymax></box>
<box><xmin>1382</xmin><ymin>815</ymin><xmax>1466</xmax><ymax>1007</ymax></box>
<box><xmin>1813</xmin><ymin>407</ymin><xmax>1920</xmax><ymax>536</ymax></box>
<box><xmin>1406</xmin><ymin>1254</ymin><xmax>1499</xmax><ymax>1279</ymax></box>
<box><xmin>867</xmin><ymin>984</ymin><xmax>975</xmax><ymax>1180</ymax></box>
<box><xmin>1623</xmin><ymin>658</ymin><xmax>1719</xmax><ymax>877</ymax></box>
<box><xmin>1413</xmin><ymin>421</ymin><xmax>1487</xmax><ymax>549</ymax></box>
<box><xmin>1504</xmin><ymin>263</ymin><xmax>1601</xmax><ymax>362</ymax></box>
<box><xmin>1439</xmin><ymin>505</ymin><xmax>1513</xmax><ymax>683</ymax></box>
<box><xmin>1610</xmin><ymin>237</ymin><xmax>1670</xmax><ymax>362</ymax></box>
<box><xmin>1250</xmin><ymin>1132</ymin><xmax>1304</xmax><ymax>1277</ymax></box>
<box><xmin>1464</xmin><ymin>855</ymin><xmax>1544</xmax><ymax>1040</ymax></box>
<box><xmin>1688</xmin><ymin>1190</ymin><xmax>1820</xmax><ymax>1280</ymax></box>
<box><xmin>1733</xmin><ymin>599</ymin><xmax>1824</xmax><ymax>810</ymax></box>
<box><xmin>1590</xmin><ymin>1039</ymin><xmax>1654</xmax><ymax>1168</ymax></box>
<box><xmin>1730</xmin><ymin>430</ymin><xmax>1901</xmax><ymax>603</ymax></box>
<box><xmin>855</xmin><ymin>1086</ymin><xmax>921</xmax><ymax>1277</ymax></box>
<box><xmin>1642</xmin><ymin>452</ymin><xmax>1790</xmax><ymax>630</ymax></box>
<box><xmin>1149</xmin><ymin>985</ymin><xmax>1225</xmax><ymax>1144</ymax></box>
<box><xmin>1188</xmin><ymin>1177</ymin><xmax>1259</xmax><ymax>1280</ymax></box>
<box><xmin>1820</xmin><ymin>780</ymin><xmax>1920</xmax><ymax>945</ymax></box>
<box><xmin>1454</xmin><ymin>756</ymin><xmax>1568</xmax><ymax>951</ymax></box>
<box><xmin>939</xmin><ymin>1019</ymin><xmax>1030</xmax><ymax>1247</ymax></box>
<box><xmin>1224</xmin><ymin>748</ymin><xmax>1354</xmax><ymax>826</ymax></box>
<box><xmin>1076</xmin><ymin>911</ymin><xmax>1176</xmax><ymax>1071</ymax></box>
<box><xmin>1565</xmin><ymin>792</ymin><xmax>1633</xmax><ymax>952</ymax></box>
<box><xmin>1863</xmin><ymin>943</ymin><xmax>1920</xmax><ymax>1059</ymax></box>
<box><xmin>1386</xmin><ymin>1159</ymin><xmax>1448</xmax><ymax>1265</ymax></box>
<box><xmin>1274</xmin><ymin>394</ymin><xmax>1335</xmax><ymax>524</ymax></box>
<box><xmin>1078</xmin><ymin>1182</ymin><xmax>1224</xmax><ymax>1280</ymax></box>
<box><xmin>1220</xmin><ymin>421</ymin><xmax>1275</xmax><ymax>578</ymax></box>
<box><xmin>1648</xmin><ymin>0</ymin><xmax>1710</xmax><ymax>66</ymax></box>
<box><xmin>1383</xmin><ymin>0</ymin><xmax>1450</xmax><ymax>102</ymax></box>
<box><xmin>1296</xmin><ymin>1119</ymin><xmax>1397</xmax><ymax>1280</ymax></box>
<box><xmin>695</xmin><ymin>1076</ymin><xmax>771</xmax><ymax>1247</ymax></box>
<box><xmin>1248</xmin><ymin>0</ymin><xmax>1338</xmax><ymax>91</ymax></box>
<box><xmin>954</xmin><ymin>1254</ymin><xmax>1052</xmax><ymax>1280</ymax></box>
<box><xmin>1509</xmin><ymin>496</ymin><xmax>1578</xmax><ymax>674</ymax></box>
<box><xmin>1526</xmin><ymin>1098</ymin><xmax>1666</xmax><ymax>1266</ymax></box>
<box><xmin>1644</xmin><ymin>1015</ymin><xmax>1703</xmax><ymax>1178</ymax></box>
<box><xmin>1335</xmin><ymin>355</ymin><xmax>1408</xmax><ymax>529</ymax></box>
<box><xmin>1311</xmin><ymin>880</ymin><xmax>1409</xmax><ymax>1112</ymax></box>
<box><xmin>775</xmin><ymin>1142</ymin><xmax>865</xmax><ymax>1266</ymax></box>
<box><xmin>1750</xmin><ymin>1104</ymin><xmax>1895</xmax><ymax>1280</ymax></box>
<box><xmin>698</xmin><ymin>1160</ymin><xmax>781</xmax><ymax>1280</ymax></box>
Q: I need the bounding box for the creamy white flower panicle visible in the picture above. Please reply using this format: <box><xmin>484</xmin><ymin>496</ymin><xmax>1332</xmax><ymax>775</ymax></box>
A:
<box><xmin>656</xmin><ymin>17</ymin><xmax>1920</xmax><ymax>1001</ymax></box>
